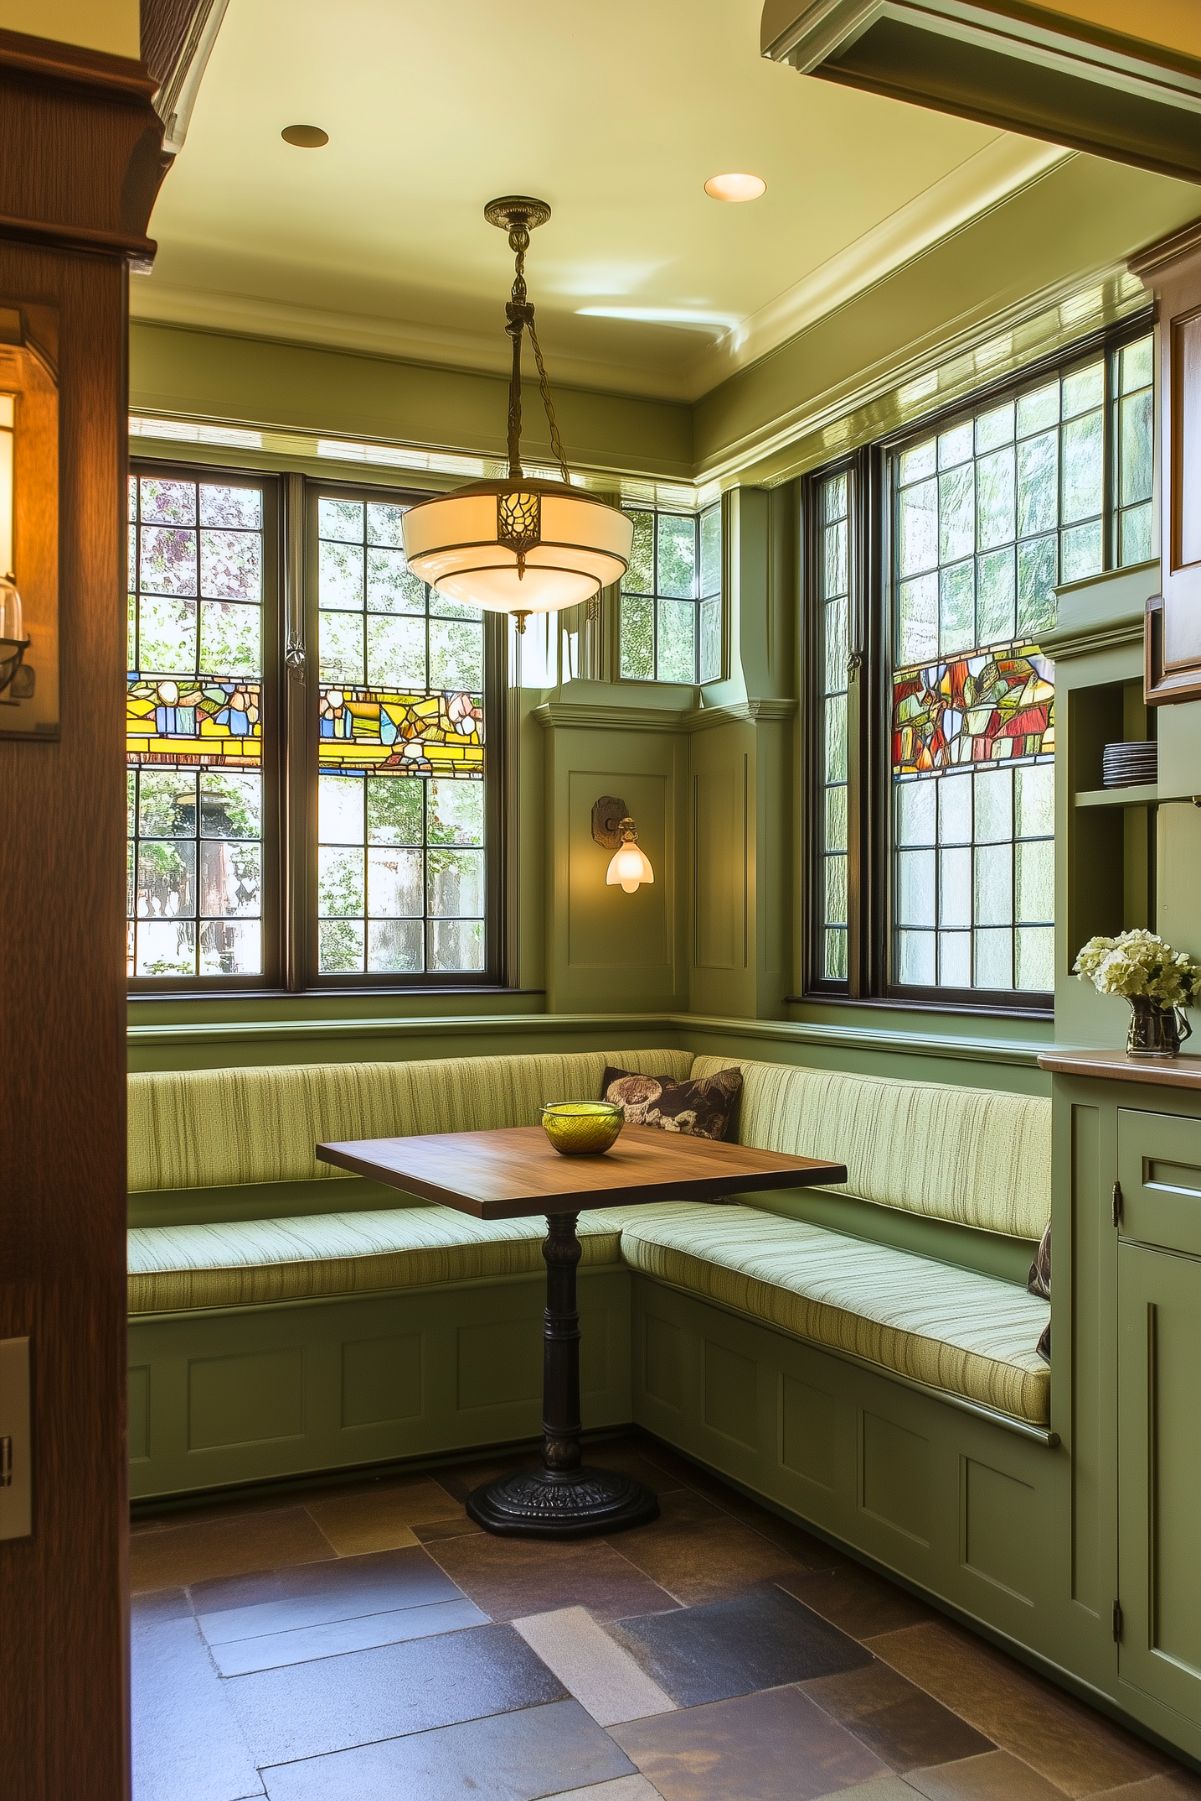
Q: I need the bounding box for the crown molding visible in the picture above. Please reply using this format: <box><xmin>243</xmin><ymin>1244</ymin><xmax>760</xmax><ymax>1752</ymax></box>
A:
<box><xmin>1129</xmin><ymin>217</ymin><xmax>1201</xmax><ymax>284</ymax></box>
<box><xmin>533</xmin><ymin>689</ymin><xmax>798</xmax><ymax>734</ymax></box>
<box><xmin>691</xmin><ymin>136</ymin><xmax>1067</xmax><ymax>395</ymax></box>
<box><xmin>129</xmin><ymin>279</ymin><xmax>695</xmax><ymax>405</ymax></box>
<box><xmin>682</xmin><ymin>696</ymin><xmax>798</xmax><ymax>732</ymax></box>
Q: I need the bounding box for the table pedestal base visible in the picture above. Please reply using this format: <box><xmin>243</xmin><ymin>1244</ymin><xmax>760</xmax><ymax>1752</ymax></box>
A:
<box><xmin>466</xmin><ymin>1465</ymin><xmax>658</xmax><ymax>1539</ymax></box>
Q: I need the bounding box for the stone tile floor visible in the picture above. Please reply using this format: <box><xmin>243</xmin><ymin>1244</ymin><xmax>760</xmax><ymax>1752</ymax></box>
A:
<box><xmin>130</xmin><ymin>1435</ymin><xmax>1201</xmax><ymax>1801</ymax></box>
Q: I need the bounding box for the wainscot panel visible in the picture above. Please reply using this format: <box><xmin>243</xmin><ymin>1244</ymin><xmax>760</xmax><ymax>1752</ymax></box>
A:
<box><xmin>129</xmin><ymin>1268</ymin><xmax>632</xmax><ymax>1500</ymax></box>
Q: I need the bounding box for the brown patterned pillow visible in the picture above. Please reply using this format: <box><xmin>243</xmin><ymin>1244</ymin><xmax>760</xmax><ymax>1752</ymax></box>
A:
<box><xmin>1028</xmin><ymin>1222</ymin><xmax>1051</xmax><ymax>1363</ymax></box>
<box><xmin>600</xmin><ymin>1065</ymin><xmax>742</xmax><ymax>1142</ymax></box>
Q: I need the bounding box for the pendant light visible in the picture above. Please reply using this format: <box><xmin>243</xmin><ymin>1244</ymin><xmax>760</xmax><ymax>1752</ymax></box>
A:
<box><xmin>401</xmin><ymin>197</ymin><xmax>632</xmax><ymax>632</ymax></box>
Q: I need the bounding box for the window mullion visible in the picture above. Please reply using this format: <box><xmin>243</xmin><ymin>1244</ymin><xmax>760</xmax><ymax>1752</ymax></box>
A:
<box><xmin>281</xmin><ymin>470</ymin><xmax>310</xmax><ymax>991</ymax></box>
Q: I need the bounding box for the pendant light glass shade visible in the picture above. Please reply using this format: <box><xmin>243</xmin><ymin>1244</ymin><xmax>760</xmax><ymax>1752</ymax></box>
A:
<box><xmin>403</xmin><ymin>476</ymin><xmax>631</xmax><ymax>617</ymax></box>
<box><xmin>605</xmin><ymin>818</ymin><xmax>654</xmax><ymax>894</ymax></box>
<box><xmin>401</xmin><ymin>196</ymin><xmax>632</xmax><ymax>626</ymax></box>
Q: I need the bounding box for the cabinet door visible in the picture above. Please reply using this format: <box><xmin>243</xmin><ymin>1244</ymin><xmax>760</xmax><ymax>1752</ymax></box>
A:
<box><xmin>1117</xmin><ymin>1239</ymin><xmax>1201</xmax><ymax>1718</ymax></box>
<box><xmin>1117</xmin><ymin>1109</ymin><xmax>1201</xmax><ymax>1257</ymax></box>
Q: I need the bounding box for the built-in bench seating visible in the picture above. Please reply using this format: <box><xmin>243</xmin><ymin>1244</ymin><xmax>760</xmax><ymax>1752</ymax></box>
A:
<box><xmin>128</xmin><ymin>1048</ymin><xmax>1050</xmax><ymax>1497</ymax></box>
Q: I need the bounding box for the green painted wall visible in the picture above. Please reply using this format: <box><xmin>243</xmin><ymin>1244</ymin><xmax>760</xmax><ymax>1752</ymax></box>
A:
<box><xmin>128</xmin><ymin>321</ymin><xmax>694</xmax><ymax>482</ymax></box>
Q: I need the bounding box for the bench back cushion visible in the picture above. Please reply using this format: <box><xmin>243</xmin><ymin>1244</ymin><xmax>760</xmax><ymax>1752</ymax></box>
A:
<box><xmin>129</xmin><ymin>1048</ymin><xmax>690</xmax><ymax>1194</ymax></box>
<box><xmin>690</xmin><ymin>1055</ymin><xmax>1049</xmax><ymax>1242</ymax></box>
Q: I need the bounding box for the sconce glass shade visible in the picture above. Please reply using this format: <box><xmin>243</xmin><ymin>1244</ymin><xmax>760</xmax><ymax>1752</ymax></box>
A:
<box><xmin>606</xmin><ymin>834</ymin><xmax>654</xmax><ymax>895</ymax></box>
<box><xmin>0</xmin><ymin>572</ymin><xmax>23</xmax><ymax>642</ymax></box>
<box><xmin>402</xmin><ymin>477</ymin><xmax>631</xmax><ymax>617</ymax></box>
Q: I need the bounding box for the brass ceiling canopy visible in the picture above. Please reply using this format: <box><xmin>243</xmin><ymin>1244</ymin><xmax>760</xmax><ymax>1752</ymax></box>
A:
<box><xmin>400</xmin><ymin>196</ymin><xmax>632</xmax><ymax>634</ymax></box>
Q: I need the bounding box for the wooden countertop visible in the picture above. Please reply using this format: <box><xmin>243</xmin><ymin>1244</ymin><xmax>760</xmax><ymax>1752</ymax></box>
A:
<box><xmin>1038</xmin><ymin>1047</ymin><xmax>1201</xmax><ymax>1091</ymax></box>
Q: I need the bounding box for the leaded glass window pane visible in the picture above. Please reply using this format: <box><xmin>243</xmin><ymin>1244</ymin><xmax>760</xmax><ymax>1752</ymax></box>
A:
<box><xmin>126</xmin><ymin>473</ymin><xmax>266</xmax><ymax>980</ymax></box>
<box><xmin>884</xmin><ymin>332</ymin><xmax>1154</xmax><ymax>998</ymax></box>
<box><xmin>619</xmin><ymin>501</ymin><xmax>723</xmax><ymax>684</ymax></box>
<box><xmin>314</xmin><ymin>494</ymin><xmax>486</xmax><ymax>978</ymax></box>
<box><xmin>815</xmin><ymin>468</ymin><xmax>851</xmax><ymax>983</ymax></box>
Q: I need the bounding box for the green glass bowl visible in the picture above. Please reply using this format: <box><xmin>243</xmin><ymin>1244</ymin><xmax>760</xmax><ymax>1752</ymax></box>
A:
<box><xmin>541</xmin><ymin>1100</ymin><xmax>625</xmax><ymax>1156</ymax></box>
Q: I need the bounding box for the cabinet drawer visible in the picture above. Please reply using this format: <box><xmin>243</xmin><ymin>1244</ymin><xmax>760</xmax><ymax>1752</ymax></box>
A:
<box><xmin>1117</xmin><ymin>1108</ymin><xmax>1201</xmax><ymax>1256</ymax></box>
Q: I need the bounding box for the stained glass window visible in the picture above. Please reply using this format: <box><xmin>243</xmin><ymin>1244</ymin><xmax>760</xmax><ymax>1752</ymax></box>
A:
<box><xmin>619</xmin><ymin>501</ymin><xmax>722</xmax><ymax>683</ymax></box>
<box><xmin>126</xmin><ymin>473</ymin><xmax>267</xmax><ymax>980</ymax></box>
<box><xmin>807</xmin><ymin>324</ymin><xmax>1155</xmax><ymax>1005</ymax></box>
<box><xmin>314</xmin><ymin>493</ymin><xmax>488</xmax><ymax>978</ymax></box>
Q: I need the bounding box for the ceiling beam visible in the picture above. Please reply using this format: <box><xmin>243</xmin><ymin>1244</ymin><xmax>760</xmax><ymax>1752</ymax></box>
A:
<box><xmin>760</xmin><ymin>1</ymin><xmax>1201</xmax><ymax>184</ymax></box>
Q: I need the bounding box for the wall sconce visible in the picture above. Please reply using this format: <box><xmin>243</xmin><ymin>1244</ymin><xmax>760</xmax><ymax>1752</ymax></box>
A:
<box><xmin>591</xmin><ymin>794</ymin><xmax>655</xmax><ymax>895</ymax></box>
<box><xmin>0</xmin><ymin>305</ymin><xmax>59</xmax><ymax>742</ymax></box>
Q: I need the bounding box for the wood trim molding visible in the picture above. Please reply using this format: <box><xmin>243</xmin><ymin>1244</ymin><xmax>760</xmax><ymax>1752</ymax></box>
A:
<box><xmin>0</xmin><ymin>26</ymin><xmax>155</xmax><ymax>102</ymax></box>
<box><xmin>761</xmin><ymin>0</ymin><xmax>1201</xmax><ymax>184</ymax></box>
<box><xmin>0</xmin><ymin>30</ymin><xmax>162</xmax><ymax>256</ymax></box>
<box><xmin>141</xmin><ymin>0</ymin><xmax>230</xmax><ymax>155</ymax></box>
<box><xmin>533</xmin><ymin>692</ymin><xmax>799</xmax><ymax>734</ymax></box>
<box><xmin>682</xmin><ymin>696</ymin><xmax>799</xmax><ymax>732</ymax></box>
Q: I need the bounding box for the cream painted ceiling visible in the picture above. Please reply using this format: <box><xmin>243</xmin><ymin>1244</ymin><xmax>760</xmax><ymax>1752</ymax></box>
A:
<box><xmin>136</xmin><ymin>0</ymin><xmax>1067</xmax><ymax>403</ymax></box>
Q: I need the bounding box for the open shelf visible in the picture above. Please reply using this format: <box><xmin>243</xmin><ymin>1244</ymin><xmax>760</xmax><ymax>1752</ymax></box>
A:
<box><xmin>1074</xmin><ymin>784</ymin><xmax>1158</xmax><ymax>810</ymax></box>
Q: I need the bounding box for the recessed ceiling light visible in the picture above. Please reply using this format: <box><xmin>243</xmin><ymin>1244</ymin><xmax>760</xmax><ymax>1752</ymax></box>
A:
<box><xmin>704</xmin><ymin>172</ymin><xmax>766</xmax><ymax>203</ymax></box>
<box><xmin>281</xmin><ymin>124</ymin><xmax>329</xmax><ymax>149</ymax></box>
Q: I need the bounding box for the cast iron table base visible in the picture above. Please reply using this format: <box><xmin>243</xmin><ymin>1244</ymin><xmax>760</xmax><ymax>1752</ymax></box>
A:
<box><xmin>465</xmin><ymin>1209</ymin><xmax>659</xmax><ymax>1538</ymax></box>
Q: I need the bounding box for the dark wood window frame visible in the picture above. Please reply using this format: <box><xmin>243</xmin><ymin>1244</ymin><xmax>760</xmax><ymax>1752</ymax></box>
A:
<box><xmin>802</xmin><ymin>314</ymin><xmax>1154</xmax><ymax>1017</ymax></box>
<box><xmin>127</xmin><ymin>463</ymin><xmax>506</xmax><ymax>997</ymax></box>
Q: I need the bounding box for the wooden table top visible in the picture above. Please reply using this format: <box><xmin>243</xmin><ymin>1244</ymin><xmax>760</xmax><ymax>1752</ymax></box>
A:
<box><xmin>316</xmin><ymin>1124</ymin><xmax>848</xmax><ymax>1221</ymax></box>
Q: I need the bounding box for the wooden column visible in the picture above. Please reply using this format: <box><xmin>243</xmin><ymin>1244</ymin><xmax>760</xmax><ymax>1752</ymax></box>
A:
<box><xmin>0</xmin><ymin>29</ymin><xmax>160</xmax><ymax>1801</ymax></box>
<box><xmin>1132</xmin><ymin>221</ymin><xmax>1201</xmax><ymax>705</ymax></box>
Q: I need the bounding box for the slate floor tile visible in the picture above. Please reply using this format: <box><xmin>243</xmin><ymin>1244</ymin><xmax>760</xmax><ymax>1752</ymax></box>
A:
<box><xmin>514</xmin><ymin>1605</ymin><xmax>676</xmax><ymax>1725</ymax></box>
<box><xmin>128</xmin><ymin>1506</ymin><xmax>333</xmax><ymax>1594</ymax></box>
<box><xmin>226</xmin><ymin>1621</ymin><xmax>565</xmax><ymax>1766</ymax></box>
<box><xmin>906</xmin><ymin>1749</ymin><xmax>1076</xmax><ymax>1798</ymax></box>
<box><xmin>260</xmin><ymin>1698</ymin><xmax>634</xmax><ymax>1801</ymax></box>
<box><xmin>811</xmin><ymin>1780</ymin><xmax>925</xmax><ymax>1801</ymax></box>
<box><xmin>130</xmin><ymin>1587</ymin><xmax>193</xmax><ymax>1625</ymax></box>
<box><xmin>131</xmin><ymin>1613</ymin><xmax>263</xmax><ymax>1801</ymax></box>
<box><xmin>1088</xmin><ymin>1777</ymin><xmax>1201</xmax><ymax>1800</ymax></box>
<box><xmin>609</xmin><ymin>1581</ymin><xmax>874</xmax><ymax>1708</ymax></box>
<box><xmin>607</xmin><ymin>1487</ymin><xmax>821</xmax><ymax>1605</ymax></box>
<box><xmin>429</xmin><ymin>1528</ymin><xmax>681</xmax><ymax>1624</ymax></box>
<box><xmin>544</xmin><ymin>1777</ymin><xmax>666</xmax><ymax>1801</ymax></box>
<box><xmin>193</xmin><ymin>1543</ymin><xmax>463</xmax><ymax>1643</ymax></box>
<box><xmin>413</xmin><ymin>1505</ymin><xmax>483</xmax><ymax>1542</ymax></box>
<box><xmin>613</xmin><ymin>1683</ymin><xmax>888</xmax><ymax>1801</ymax></box>
<box><xmin>781</xmin><ymin>1564</ymin><xmax>937</xmax><ymax>1641</ymax></box>
<box><xmin>210</xmin><ymin>1595</ymin><xmax>489</xmax><ymax>1675</ymax></box>
<box><xmin>305</xmin><ymin>1474</ymin><xmax>462</xmax><ymax>1553</ymax></box>
<box><xmin>873</xmin><ymin>1623</ymin><xmax>1170</xmax><ymax>1798</ymax></box>
<box><xmin>804</xmin><ymin>1659</ymin><xmax>994</xmax><ymax>1771</ymax></box>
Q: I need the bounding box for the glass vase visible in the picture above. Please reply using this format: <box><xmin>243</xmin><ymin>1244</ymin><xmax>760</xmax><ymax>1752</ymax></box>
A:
<box><xmin>1126</xmin><ymin>996</ymin><xmax>1192</xmax><ymax>1059</ymax></box>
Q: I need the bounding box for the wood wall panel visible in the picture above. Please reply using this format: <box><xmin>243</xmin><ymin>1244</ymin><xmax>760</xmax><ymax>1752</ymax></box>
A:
<box><xmin>0</xmin><ymin>34</ymin><xmax>159</xmax><ymax>1801</ymax></box>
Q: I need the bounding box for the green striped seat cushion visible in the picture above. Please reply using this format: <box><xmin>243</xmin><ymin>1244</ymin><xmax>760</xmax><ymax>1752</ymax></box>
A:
<box><xmin>690</xmin><ymin>1055</ymin><xmax>1050</xmax><ymax>1242</ymax></box>
<box><xmin>620</xmin><ymin>1204</ymin><xmax>1051</xmax><ymax>1425</ymax></box>
<box><xmin>127</xmin><ymin>1200</ymin><xmax>709</xmax><ymax>1315</ymax></box>
<box><xmin>128</xmin><ymin>1048</ymin><xmax>692</xmax><ymax>1194</ymax></box>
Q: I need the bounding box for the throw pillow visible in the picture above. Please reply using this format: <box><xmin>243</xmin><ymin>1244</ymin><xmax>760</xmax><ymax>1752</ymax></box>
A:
<box><xmin>600</xmin><ymin>1065</ymin><xmax>743</xmax><ymax>1142</ymax></box>
<box><xmin>1028</xmin><ymin>1222</ymin><xmax>1051</xmax><ymax>1363</ymax></box>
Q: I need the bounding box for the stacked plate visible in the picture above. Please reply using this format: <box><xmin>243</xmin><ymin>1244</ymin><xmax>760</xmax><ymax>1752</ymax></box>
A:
<box><xmin>1102</xmin><ymin>740</ymin><xmax>1157</xmax><ymax>788</ymax></box>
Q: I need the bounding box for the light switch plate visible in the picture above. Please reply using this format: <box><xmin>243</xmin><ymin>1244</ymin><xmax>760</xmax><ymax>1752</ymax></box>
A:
<box><xmin>0</xmin><ymin>1336</ymin><xmax>31</xmax><ymax>1541</ymax></box>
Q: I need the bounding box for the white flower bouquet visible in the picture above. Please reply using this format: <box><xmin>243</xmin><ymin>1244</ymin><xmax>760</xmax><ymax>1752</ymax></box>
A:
<box><xmin>1074</xmin><ymin>929</ymin><xmax>1200</xmax><ymax>1057</ymax></box>
<box><xmin>1074</xmin><ymin>929</ymin><xmax>1201</xmax><ymax>1005</ymax></box>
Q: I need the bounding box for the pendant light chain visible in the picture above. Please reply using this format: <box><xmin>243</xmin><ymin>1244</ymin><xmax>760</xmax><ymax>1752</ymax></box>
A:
<box><xmin>400</xmin><ymin>197</ymin><xmax>632</xmax><ymax>634</ymax></box>
<box><xmin>527</xmin><ymin>317</ymin><xmax>572</xmax><ymax>487</ymax></box>
<box><xmin>503</xmin><ymin>216</ymin><xmax>572</xmax><ymax>488</ymax></box>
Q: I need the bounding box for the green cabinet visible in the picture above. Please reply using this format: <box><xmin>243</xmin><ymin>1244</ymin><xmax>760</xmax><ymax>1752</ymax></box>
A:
<box><xmin>1043</xmin><ymin>1055</ymin><xmax>1201</xmax><ymax>1760</ymax></box>
<box><xmin>1117</xmin><ymin>1237</ymin><xmax>1201</xmax><ymax>1722</ymax></box>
